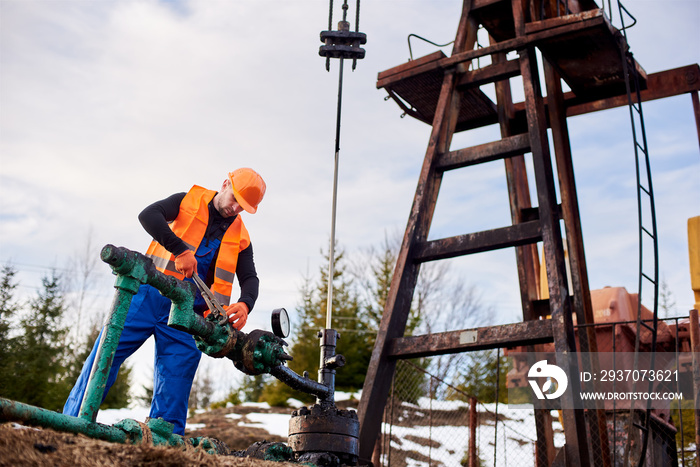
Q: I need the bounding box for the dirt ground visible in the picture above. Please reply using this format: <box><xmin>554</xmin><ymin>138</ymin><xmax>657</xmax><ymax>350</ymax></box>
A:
<box><xmin>185</xmin><ymin>405</ymin><xmax>290</xmax><ymax>452</ymax></box>
<box><xmin>0</xmin><ymin>405</ymin><xmax>298</xmax><ymax>467</ymax></box>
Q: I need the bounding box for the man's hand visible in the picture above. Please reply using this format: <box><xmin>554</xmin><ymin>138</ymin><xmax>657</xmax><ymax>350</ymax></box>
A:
<box><xmin>174</xmin><ymin>250</ymin><xmax>197</xmax><ymax>278</ymax></box>
<box><xmin>225</xmin><ymin>302</ymin><xmax>249</xmax><ymax>330</ymax></box>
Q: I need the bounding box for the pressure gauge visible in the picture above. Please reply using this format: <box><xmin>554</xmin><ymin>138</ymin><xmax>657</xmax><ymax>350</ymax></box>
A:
<box><xmin>271</xmin><ymin>308</ymin><xmax>290</xmax><ymax>338</ymax></box>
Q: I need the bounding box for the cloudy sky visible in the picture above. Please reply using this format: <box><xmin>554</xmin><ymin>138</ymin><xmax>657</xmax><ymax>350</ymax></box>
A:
<box><xmin>1</xmin><ymin>1</ymin><xmax>698</xmax><ymax>391</ymax></box>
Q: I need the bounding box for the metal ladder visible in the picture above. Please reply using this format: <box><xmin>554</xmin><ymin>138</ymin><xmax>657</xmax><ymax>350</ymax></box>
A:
<box><xmin>613</xmin><ymin>2</ymin><xmax>661</xmax><ymax>465</ymax></box>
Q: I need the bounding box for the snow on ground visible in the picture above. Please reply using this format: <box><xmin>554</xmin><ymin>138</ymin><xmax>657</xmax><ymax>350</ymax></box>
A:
<box><xmin>240</xmin><ymin>413</ymin><xmax>292</xmax><ymax>438</ymax></box>
<box><xmin>93</xmin><ymin>396</ymin><xmax>325</xmax><ymax>437</ymax></box>
<box><xmin>382</xmin><ymin>398</ymin><xmax>561</xmax><ymax>467</ymax></box>
<box><xmin>92</xmin><ymin>394</ymin><xmax>556</xmax><ymax>466</ymax></box>
<box><xmin>96</xmin><ymin>406</ymin><xmax>151</xmax><ymax>427</ymax></box>
<box><xmin>96</xmin><ymin>402</ymin><xmax>292</xmax><ymax>435</ymax></box>
<box><xmin>186</xmin><ymin>423</ymin><xmax>206</xmax><ymax>430</ymax></box>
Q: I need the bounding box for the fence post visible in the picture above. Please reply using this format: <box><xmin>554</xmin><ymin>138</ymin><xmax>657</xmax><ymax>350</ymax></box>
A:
<box><xmin>469</xmin><ymin>396</ymin><xmax>477</xmax><ymax>467</ymax></box>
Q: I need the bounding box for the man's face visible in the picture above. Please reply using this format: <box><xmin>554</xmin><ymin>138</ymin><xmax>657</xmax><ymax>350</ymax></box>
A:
<box><xmin>214</xmin><ymin>179</ymin><xmax>244</xmax><ymax>218</ymax></box>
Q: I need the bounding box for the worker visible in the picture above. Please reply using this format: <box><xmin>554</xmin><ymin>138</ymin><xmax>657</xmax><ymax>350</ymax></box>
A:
<box><xmin>63</xmin><ymin>168</ymin><xmax>266</xmax><ymax>435</ymax></box>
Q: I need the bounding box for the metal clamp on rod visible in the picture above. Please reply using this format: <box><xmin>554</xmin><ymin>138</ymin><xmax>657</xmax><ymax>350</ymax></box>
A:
<box><xmin>319</xmin><ymin>0</ymin><xmax>366</xmax><ymax>71</ymax></box>
<box><xmin>319</xmin><ymin>27</ymin><xmax>367</xmax><ymax>60</ymax></box>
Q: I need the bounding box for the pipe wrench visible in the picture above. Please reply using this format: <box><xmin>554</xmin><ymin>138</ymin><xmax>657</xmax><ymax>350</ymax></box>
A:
<box><xmin>192</xmin><ymin>274</ymin><xmax>229</xmax><ymax>326</ymax></box>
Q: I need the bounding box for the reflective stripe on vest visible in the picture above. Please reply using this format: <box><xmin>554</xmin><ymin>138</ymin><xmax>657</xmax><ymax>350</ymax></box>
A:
<box><xmin>145</xmin><ymin>185</ymin><xmax>250</xmax><ymax>306</ymax></box>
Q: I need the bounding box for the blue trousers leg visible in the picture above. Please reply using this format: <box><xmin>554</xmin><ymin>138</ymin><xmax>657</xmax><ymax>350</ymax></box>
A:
<box><xmin>63</xmin><ymin>285</ymin><xmax>159</xmax><ymax>416</ymax></box>
<box><xmin>150</xmin><ymin>311</ymin><xmax>201</xmax><ymax>435</ymax></box>
<box><xmin>63</xmin><ymin>283</ymin><xmax>201</xmax><ymax>436</ymax></box>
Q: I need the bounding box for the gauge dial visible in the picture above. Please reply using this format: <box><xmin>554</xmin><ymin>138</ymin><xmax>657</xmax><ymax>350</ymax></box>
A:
<box><xmin>271</xmin><ymin>308</ymin><xmax>290</xmax><ymax>338</ymax></box>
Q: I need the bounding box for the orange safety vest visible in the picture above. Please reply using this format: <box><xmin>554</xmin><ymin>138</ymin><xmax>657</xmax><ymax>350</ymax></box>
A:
<box><xmin>145</xmin><ymin>185</ymin><xmax>250</xmax><ymax>306</ymax></box>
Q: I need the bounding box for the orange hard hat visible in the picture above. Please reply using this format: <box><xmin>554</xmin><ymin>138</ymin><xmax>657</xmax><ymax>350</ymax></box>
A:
<box><xmin>229</xmin><ymin>168</ymin><xmax>266</xmax><ymax>214</ymax></box>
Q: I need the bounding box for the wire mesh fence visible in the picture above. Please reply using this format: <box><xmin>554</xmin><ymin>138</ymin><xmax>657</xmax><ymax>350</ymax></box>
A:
<box><xmin>377</xmin><ymin>353</ymin><xmax>551</xmax><ymax>467</ymax></box>
<box><xmin>375</xmin><ymin>316</ymin><xmax>697</xmax><ymax>467</ymax></box>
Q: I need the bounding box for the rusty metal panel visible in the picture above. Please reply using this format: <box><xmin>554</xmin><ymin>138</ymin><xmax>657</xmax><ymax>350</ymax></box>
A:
<box><xmin>535</xmin><ymin>11</ymin><xmax>647</xmax><ymax>99</ymax></box>
<box><xmin>413</xmin><ymin>220</ymin><xmax>542</xmax><ymax>262</ymax></box>
<box><xmin>378</xmin><ymin>10</ymin><xmax>659</xmax><ymax>133</ymax></box>
<box><xmin>438</xmin><ymin>132</ymin><xmax>530</xmax><ymax>170</ymax></box>
<box><xmin>509</xmin><ymin>64</ymin><xmax>700</xmax><ymax>118</ymax></box>
<box><xmin>387</xmin><ymin>320</ymin><xmax>554</xmax><ymax>358</ymax></box>
<box><xmin>377</xmin><ymin>51</ymin><xmax>445</xmax><ymax>89</ymax></box>
<box><xmin>383</xmin><ymin>64</ymin><xmax>498</xmax><ymax>130</ymax></box>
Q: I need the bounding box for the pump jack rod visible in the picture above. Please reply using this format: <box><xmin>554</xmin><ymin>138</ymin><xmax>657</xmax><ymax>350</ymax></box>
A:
<box><xmin>326</xmin><ymin>54</ymin><xmax>345</xmax><ymax>330</ymax></box>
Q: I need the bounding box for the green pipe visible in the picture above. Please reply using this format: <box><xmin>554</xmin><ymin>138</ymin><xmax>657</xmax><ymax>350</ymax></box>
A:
<box><xmin>78</xmin><ymin>245</ymin><xmax>196</xmax><ymax>422</ymax></box>
<box><xmin>168</xmin><ymin>296</ymin><xmax>234</xmax><ymax>356</ymax></box>
<box><xmin>80</xmin><ymin>246</ymin><xmax>322</xmax><ymax>415</ymax></box>
<box><xmin>99</xmin><ymin>245</ymin><xmax>292</xmax><ymax>374</ymax></box>
<box><xmin>79</xmin><ymin>277</ymin><xmax>139</xmax><ymax>422</ymax></box>
<box><xmin>1</xmin><ymin>245</ymin><xmax>304</xmax><ymax>456</ymax></box>
<box><xmin>1</xmin><ymin>397</ymin><xmax>225</xmax><ymax>455</ymax></box>
<box><xmin>167</xmin><ymin>298</ymin><xmax>224</xmax><ymax>344</ymax></box>
<box><xmin>1</xmin><ymin>397</ymin><xmax>127</xmax><ymax>443</ymax></box>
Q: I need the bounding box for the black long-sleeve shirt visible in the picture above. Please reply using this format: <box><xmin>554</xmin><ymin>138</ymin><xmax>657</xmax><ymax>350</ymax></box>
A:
<box><xmin>138</xmin><ymin>192</ymin><xmax>259</xmax><ymax>312</ymax></box>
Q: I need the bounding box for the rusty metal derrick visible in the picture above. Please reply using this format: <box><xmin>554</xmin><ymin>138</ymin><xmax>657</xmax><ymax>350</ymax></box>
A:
<box><xmin>357</xmin><ymin>1</ymin><xmax>700</xmax><ymax>466</ymax></box>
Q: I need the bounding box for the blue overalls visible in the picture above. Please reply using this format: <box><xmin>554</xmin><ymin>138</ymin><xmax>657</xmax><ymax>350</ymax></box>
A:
<box><xmin>63</xmin><ymin>237</ymin><xmax>222</xmax><ymax>435</ymax></box>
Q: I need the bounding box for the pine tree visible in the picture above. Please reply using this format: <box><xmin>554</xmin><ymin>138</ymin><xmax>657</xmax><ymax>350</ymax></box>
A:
<box><xmin>0</xmin><ymin>264</ymin><xmax>20</xmax><ymax>398</ymax></box>
<box><xmin>102</xmin><ymin>363</ymin><xmax>132</xmax><ymax>409</ymax></box>
<box><xmin>1</xmin><ymin>266</ymin><xmax>131</xmax><ymax>410</ymax></box>
<box><xmin>261</xmin><ymin>379</ymin><xmax>298</xmax><ymax>406</ymax></box>
<box><xmin>450</xmin><ymin>349</ymin><xmax>509</xmax><ymax>403</ymax></box>
<box><xmin>258</xmin><ymin>238</ymin><xmax>436</xmax><ymax>406</ymax></box>
<box><xmin>355</xmin><ymin>234</ymin><xmax>426</xmax><ymax>342</ymax></box>
<box><xmin>65</xmin><ymin>325</ymin><xmax>132</xmax><ymax>409</ymax></box>
<box><xmin>241</xmin><ymin>374</ymin><xmax>268</xmax><ymax>402</ymax></box>
<box><xmin>260</xmin><ymin>244</ymin><xmax>372</xmax><ymax>405</ymax></box>
<box><xmin>11</xmin><ymin>270</ymin><xmax>71</xmax><ymax>410</ymax></box>
<box><xmin>355</xmin><ymin>236</ymin><xmax>426</xmax><ymax>403</ymax></box>
<box><xmin>360</xmin><ymin>236</ymin><xmax>395</xmax><ymax>335</ymax></box>
<box><xmin>292</xmin><ymin>247</ymin><xmax>367</xmax><ymax>388</ymax></box>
